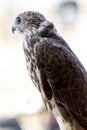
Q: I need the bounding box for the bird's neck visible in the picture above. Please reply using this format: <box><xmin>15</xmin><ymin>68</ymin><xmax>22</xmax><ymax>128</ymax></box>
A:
<box><xmin>23</xmin><ymin>28</ymin><xmax>38</xmax><ymax>40</ymax></box>
<box><xmin>23</xmin><ymin>29</ymin><xmax>41</xmax><ymax>51</ymax></box>
<box><xmin>23</xmin><ymin>26</ymin><xmax>58</xmax><ymax>41</ymax></box>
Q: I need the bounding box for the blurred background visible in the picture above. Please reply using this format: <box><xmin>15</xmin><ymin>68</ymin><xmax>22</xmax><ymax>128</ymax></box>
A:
<box><xmin>0</xmin><ymin>0</ymin><xmax>87</xmax><ymax>130</ymax></box>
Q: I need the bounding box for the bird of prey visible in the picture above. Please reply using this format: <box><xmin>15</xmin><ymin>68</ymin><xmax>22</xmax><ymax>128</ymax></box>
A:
<box><xmin>12</xmin><ymin>11</ymin><xmax>87</xmax><ymax>130</ymax></box>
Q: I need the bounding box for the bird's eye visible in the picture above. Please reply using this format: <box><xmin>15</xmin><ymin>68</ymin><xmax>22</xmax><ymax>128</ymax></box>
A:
<box><xmin>16</xmin><ymin>17</ymin><xmax>21</xmax><ymax>24</ymax></box>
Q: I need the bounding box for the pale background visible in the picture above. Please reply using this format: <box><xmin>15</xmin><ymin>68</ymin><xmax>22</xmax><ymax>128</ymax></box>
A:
<box><xmin>0</xmin><ymin>0</ymin><xmax>87</xmax><ymax>130</ymax></box>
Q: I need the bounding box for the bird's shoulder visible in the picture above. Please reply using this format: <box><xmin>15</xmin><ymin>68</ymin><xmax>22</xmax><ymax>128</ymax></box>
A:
<box><xmin>35</xmin><ymin>35</ymin><xmax>76</xmax><ymax>69</ymax></box>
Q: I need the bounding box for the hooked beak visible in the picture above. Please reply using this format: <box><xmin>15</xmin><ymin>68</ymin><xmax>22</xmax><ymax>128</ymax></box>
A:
<box><xmin>12</xmin><ymin>25</ymin><xmax>17</xmax><ymax>33</ymax></box>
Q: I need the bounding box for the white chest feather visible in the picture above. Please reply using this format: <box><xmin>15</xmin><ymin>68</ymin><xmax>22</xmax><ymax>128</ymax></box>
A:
<box><xmin>23</xmin><ymin>39</ymin><xmax>41</xmax><ymax>91</ymax></box>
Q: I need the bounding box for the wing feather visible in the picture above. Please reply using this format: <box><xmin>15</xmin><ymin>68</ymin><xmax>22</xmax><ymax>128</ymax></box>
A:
<box><xmin>36</xmin><ymin>38</ymin><xmax>87</xmax><ymax>128</ymax></box>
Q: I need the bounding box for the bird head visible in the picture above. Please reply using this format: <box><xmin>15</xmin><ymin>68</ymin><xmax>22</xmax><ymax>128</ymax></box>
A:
<box><xmin>12</xmin><ymin>11</ymin><xmax>54</xmax><ymax>36</ymax></box>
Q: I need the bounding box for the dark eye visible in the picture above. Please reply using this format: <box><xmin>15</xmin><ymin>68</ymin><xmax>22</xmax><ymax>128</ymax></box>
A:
<box><xmin>16</xmin><ymin>17</ymin><xmax>21</xmax><ymax>24</ymax></box>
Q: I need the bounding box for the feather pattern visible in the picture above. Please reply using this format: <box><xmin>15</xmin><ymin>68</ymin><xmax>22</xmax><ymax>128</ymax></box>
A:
<box><xmin>12</xmin><ymin>11</ymin><xmax>87</xmax><ymax>130</ymax></box>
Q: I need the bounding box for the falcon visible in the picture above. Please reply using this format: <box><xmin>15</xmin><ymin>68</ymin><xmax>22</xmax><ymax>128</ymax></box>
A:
<box><xmin>12</xmin><ymin>11</ymin><xmax>87</xmax><ymax>130</ymax></box>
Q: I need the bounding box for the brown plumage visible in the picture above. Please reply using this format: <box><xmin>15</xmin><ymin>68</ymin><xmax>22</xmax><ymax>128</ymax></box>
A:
<box><xmin>12</xmin><ymin>11</ymin><xmax>87</xmax><ymax>130</ymax></box>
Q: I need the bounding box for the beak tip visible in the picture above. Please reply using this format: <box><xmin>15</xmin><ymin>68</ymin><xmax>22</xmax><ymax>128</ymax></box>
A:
<box><xmin>12</xmin><ymin>29</ymin><xmax>14</xmax><ymax>34</ymax></box>
<box><xmin>12</xmin><ymin>25</ymin><xmax>16</xmax><ymax>33</ymax></box>
<box><xmin>12</xmin><ymin>27</ymin><xmax>15</xmax><ymax>33</ymax></box>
